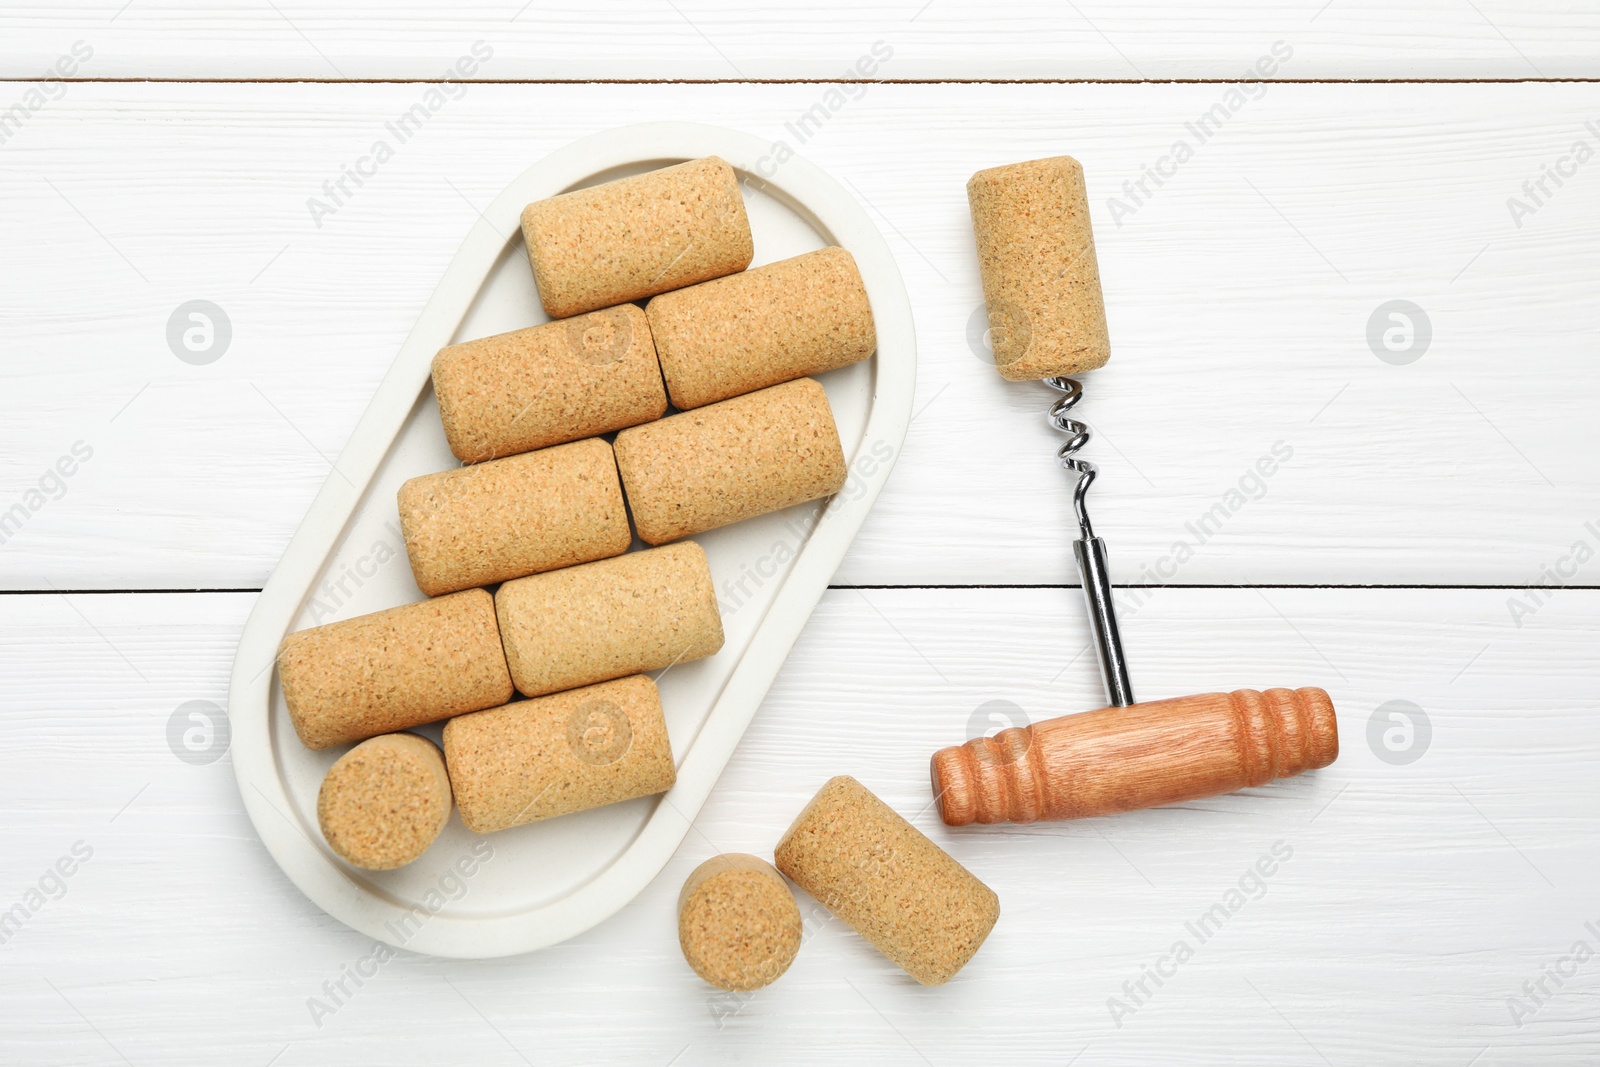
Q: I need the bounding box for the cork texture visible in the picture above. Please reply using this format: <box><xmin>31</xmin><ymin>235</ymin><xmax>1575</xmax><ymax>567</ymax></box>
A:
<box><xmin>677</xmin><ymin>853</ymin><xmax>803</xmax><ymax>991</ymax></box>
<box><xmin>442</xmin><ymin>675</ymin><xmax>676</xmax><ymax>834</ymax></box>
<box><xmin>521</xmin><ymin>157</ymin><xmax>754</xmax><ymax>319</ymax></box>
<box><xmin>397</xmin><ymin>437</ymin><xmax>631</xmax><ymax>597</ymax></box>
<box><xmin>773</xmin><ymin>775</ymin><xmax>999</xmax><ymax>986</ymax></box>
<box><xmin>496</xmin><ymin>541</ymin><xmax>724</xmax><ymax>698</ymax></box>
<box><xmin>613</xmin><ymin>377</ymin><xmax>848</xmax><ymax>545</ymax></box>
<box><xmin>278</xmin><ymin>588</ymin><xmax>514</xmax><ymax>750</ymax></box>
<box><xmin>967</xmin><ymin>156</ymin><xmax>1111</xmax><ymax>381</ymax></box>
<box><xmin>317</xmin><ymin>733</ymin><xmax>453</xmax><ymax>871</ymax></box>
<box><xmin>646</xmin><ymin>246</ymin><xmax>876</xmax><ymax>410</ymax></box>
<box><xmin>432</xmin><ymin>304</ymin><xmax>667</xmax><ymax>463</ymax></box>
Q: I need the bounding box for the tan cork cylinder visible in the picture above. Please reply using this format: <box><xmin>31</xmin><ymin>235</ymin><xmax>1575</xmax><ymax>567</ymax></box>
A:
<box><xmin>317</xmin><ymin>733</ymin><xmax>453</xmax><ymax>870</ymax></box>
<box><xmin>645</xmin><ymin>246</ymin><xmax>876</xmax><ymax>410</ymax></box>
<box><xmin>278</xmin><ymin>588</ymin><xmax>514</xmax><ymax>750</ymax></box>
<box><xmin>677</xmin><ymin>853</ymin><xmax>803</xmax><ymax>991</ymax></box>
<box><xmin>442</xmin><ymin>675</ymin><xmax>676</xmax><ymax>834</ymax></box>
<box><xmin>432</xmin><ymin>304</ymin><xmax>667</xmax><ymax>463</ymax></box>
<box><xmin>397</xmin><ymin>437</ymin><xmax>631</xmax><ymax>597</ymax></box>
<box><xmin>521</xmin><ymin>157</ymin><xmax>754</xmax><ymax>319</ymax></box>
<box><xmin>967</xmin><ymin>156</ymin><xmax>1112</xmax><ymax>381</ymax></box>
<box><xmin>613</xmin><ymin>378</ymin><xmax>848</xmax><ymax>545</ymax></box>
<box><xmin>496</xmin><ymin>541</ymin><xmax>724</xmax><ymax>698</ymax></box>
<box><xmin>773</xmin><ymin>775</ymin><xmax>999</xmax><ymax>986</ymax></box>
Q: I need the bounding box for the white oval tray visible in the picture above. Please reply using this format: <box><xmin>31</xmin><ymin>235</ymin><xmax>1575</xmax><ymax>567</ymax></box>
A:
<box><xmin>227</xmin><ymin>122</ymin><xmax>916</xmax><ymax>958</ymax></box>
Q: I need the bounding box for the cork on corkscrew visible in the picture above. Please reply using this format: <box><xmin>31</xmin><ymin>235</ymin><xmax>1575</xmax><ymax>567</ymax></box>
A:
<box><xmin>943</xmin><ymin>155</ymin><xmax>1340</xmax><ymax>826</ymax></box>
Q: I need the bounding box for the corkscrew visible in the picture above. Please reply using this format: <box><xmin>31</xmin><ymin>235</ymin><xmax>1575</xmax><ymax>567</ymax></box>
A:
<box><xmin>934</xmin><ymin>154</ymin><xmax>1339</xmax><ymax>826</ymax></box>
<box><xmin>1044</xmin><ymin>374</ymin><xmax>1133</xmax><ymax>709</ymax></box>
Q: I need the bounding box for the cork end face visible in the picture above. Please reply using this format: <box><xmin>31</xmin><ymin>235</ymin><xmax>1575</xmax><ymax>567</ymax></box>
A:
<box><xmin>519</xmin><ymin>204</ymin><xmax>564</xmax><ymax>319</ymax></box>
<box><xmin>968</xmin><ymin>154</ymin><xmax>1085</xmax><ymax>192</ymax></box>
<box><xmin>677</xmin><ymin>854</ymin><xmax>802</xmax><ymax>991</ymax></box>
<box><xmin>699</xmin><ymin>156</ymin><xmax>756</xmax><ymax>272</ymax></box>
<box><xmin>992</xmin><ymin>341</ymin><xmax>1112</xmax><ymax>382</ymax></box>
<box><xmin>316</xmin><ymin>734</ymin><xmax>453</xmax><ymax>871</ymax></box>
<box><xmin>276</xmin><ymin>631</ymin><xmax>329</xmax><ymax>750</ymax></box>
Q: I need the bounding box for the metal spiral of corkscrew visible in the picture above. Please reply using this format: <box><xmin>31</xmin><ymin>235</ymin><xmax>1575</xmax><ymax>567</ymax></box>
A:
<box><xmin>1041</xmin><ymin>375</ymin><xmax>1135</xmax><ymax>708</ymax></box>
<box><xmin>1043</xmin><ymin>375</ymin><xmax>1096</xmax><ymax>539</ymax></box>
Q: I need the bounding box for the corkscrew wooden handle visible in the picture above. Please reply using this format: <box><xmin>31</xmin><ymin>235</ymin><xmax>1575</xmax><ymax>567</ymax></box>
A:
<box><xmin>931</xmin><ymin>687</ymin><xmax>1338</xmax><ymax>826</ymax></box>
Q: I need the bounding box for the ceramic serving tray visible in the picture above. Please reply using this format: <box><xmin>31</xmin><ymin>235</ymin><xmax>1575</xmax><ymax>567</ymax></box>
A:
<box><xmin>227</xmin><ymin>122</ymin><xmax>916</xmax><ymax>958</ymax></box>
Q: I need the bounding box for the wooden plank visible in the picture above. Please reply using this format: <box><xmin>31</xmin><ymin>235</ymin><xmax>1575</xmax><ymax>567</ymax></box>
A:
<box><xmin>0</xmin><ymin>586</ymin><xmax>1593</xmax><ymax>1063</ymax></box>
<box><xmin>2</xmin><ymin>2</ymin><xmax>1598</xmax><ymax>81</ymax></box>
<box><xmin>0</xmin><ymin>81</ymin><xmax>1596</xmax><ymax>588</ymax></box>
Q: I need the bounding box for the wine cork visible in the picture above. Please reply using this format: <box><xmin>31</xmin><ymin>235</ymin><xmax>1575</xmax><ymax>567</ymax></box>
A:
<box><xmin>646</xmin><ymin>247</ymin><xmax>876</xmax><ymax>410</ymax></box>
<box><xmin>496</xmin><ymin>541</ymin><xmax>723</xmax><ymax>698</ymax></box>
<box><xmin>278</xmin><ymin>589</ymin><xmax>514</xmax><ymax>750</ymax></box>
<box><xmin>613</xmin><ymin>378</ymin><xmax>847</xmax><ymax>545</ymax></box>
<box><xmin>442</xmin><ymin>675</ymin><xmax>676</xmax><ymax>834</ymax></box>
<box><xmin>521</xmin><ymin>157</ymin><xmax>754</xmax><ymax>319</ymax></box>
<box><xmin>432</xmin><ymin>304</ymin><xmax>667</xmax><ymax>463</ymax></box>
<box><xmin>774</xmin><ymin>776</ymin><xmax>999</xmax><ymax>986</ymax></box>
<box><xmin>317</xmin><ymin>733</ymin><xmax>452</xmax><ymax>870</ymax></box>
<box><xmin>678</xmin><ymin>854</ymin><xmax>803</xmax><ymax>991</ymax></box>
<box><xmin>397</xmin><ymin>437</ymin><xmax>631</xmax><ymax>597</ymax></box>
<box><xmin>967</xmin><ymin>155</ymin><xmax>1111</xmax><ymax>381</ymax></box>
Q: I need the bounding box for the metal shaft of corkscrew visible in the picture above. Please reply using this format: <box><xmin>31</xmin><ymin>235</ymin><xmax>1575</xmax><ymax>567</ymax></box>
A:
<box><xmin>1044</xmin><ymin>376</ymin><xmax>1135</xmax><ymax>708</ymax></box>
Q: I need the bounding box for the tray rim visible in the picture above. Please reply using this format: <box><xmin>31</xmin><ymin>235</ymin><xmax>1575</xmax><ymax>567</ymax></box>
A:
<box><xmin>227</xmin><ymin>121</ymin><xmax>917</xmax><ymax>958</ymax></box>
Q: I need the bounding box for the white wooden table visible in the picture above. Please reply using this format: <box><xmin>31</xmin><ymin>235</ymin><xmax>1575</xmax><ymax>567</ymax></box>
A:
<box><xmin>2</xmin><ymin>4</ymin><xmax>1597</xmax><ymax>1064</ymax></box>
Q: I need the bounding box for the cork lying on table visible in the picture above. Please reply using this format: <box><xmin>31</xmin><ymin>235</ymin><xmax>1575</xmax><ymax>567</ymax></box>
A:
<box><xmin>398</xmin><ymin>436</ymin><xmax>631</xmax><ymax>597</ymax></box>
<box><xmin>613</xmin><ymin>377</ymin><xmax>848</xmax><ymax>545</ymax></box>
<box><xmin>442</xmin><ymin>675</ymin><xmax>676</xmax><ymax>834</ymax></box>
<box><xmin>967</xmin><ymin>155</ymin><xmax>1111</xmax><ymax>381</ymax></box>
<box><xmin>522</xmin><ymin>156</ymin><xmax>754</xmax><ymax>319</ymax></box>
<box><xmin>432</xmin><ymin>304</ymin><xmax>667</xmax><ymax>463</ymax></box>
<box><xmin>317</xmin><ymin>733</ymin><xmax>453</xmax><ymax>870</ymax></box>
<box><xmin>678</xmin><ymin>853</ymin><xmax>803</xmax><ymax>992</ymax></box>
<box><xmin>646</xmin><ymin>246</ymin><xmax>876</xmax><ymax>410</ymax></box>
<box><xmin>774</xmin><ymin>775</ymin><xmax>999</xmax><ymax>986</ymax></box>
<box><xmin>496</xmin><ymin>541</ymin><xmax>723</xmax><ymax>698</ymax></box>
<box><xmin>278</xmin><ymin>588</ymin><xmax>514</xmax><ymax>750</ymax></box>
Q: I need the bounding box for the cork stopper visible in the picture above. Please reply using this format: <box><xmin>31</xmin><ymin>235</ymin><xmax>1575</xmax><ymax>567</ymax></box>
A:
<box><xmin>967</xmin><ymin>155</ymin><xmax>1111</xmax><ymax>381</ymax></box>
<box><xmin>316</xmin><ymin>733</ymin><xmax>453</xmax><ymax>870</ymax></box>
<box><xmin>397</xmin><ymin>436</ymin><xmax>632</xmax><ymax>597</ymax></box>
<box><xmin>773</xmin><ymin>776</ymin><xmax>999</xmax><ymax>986</ymax></box>
<box><xmin>646</xmin><ymin>246</ymin><xmax>876</xmax><ymax>410</ymax></box>
<box><xmin>677</xmin><ymin>853</ymin><xmax>803</xmax><ymax>991</ymax></box>
<box><xmin>277</xmin><ymin>588</ymin><xmax>514</xmax><ymax>750</ymax></box>
<box><xmin>521</xmin><ymin>156</ymin><xmax>754</xmax><ymax>319</ymax></box>
<box><xmin>442</xmin><ymin>675</ymin><xmax>676</xmax><ymax>834</ymax></box>
<box><xmin>613</xmin><ymin>377</ymin><xmax>848</xmax><ymax>545</ymax></box>
<box><xmin>432</xmin><ymin>303</ymin><xmax>667</xmax><ymax>463</ymax></box>
<box><xmin>496</xmin><ymin>541</ymin><xmax>724</xmax><ymax>698</ymax></box>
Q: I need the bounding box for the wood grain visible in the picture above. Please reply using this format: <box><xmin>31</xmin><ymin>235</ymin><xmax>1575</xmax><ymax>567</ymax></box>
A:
<box><xmin>0</xmin><ymin>81</ymin><xmax>1596</xmax><ymax>588</ymax></box>
<box><xmin>1</xmin><ymin>2</ymin><xmax>1597</xmax><ymax>80</ymax></box>
<box><xmin>933</xmin><ymin>686</ymin><xmax>1339</xmax><ymax>824</ymax></box>
<box><xmin>0</xmin><ymin>586</ymin><xmax>1594</xmax><ymax>1064</ymax></box>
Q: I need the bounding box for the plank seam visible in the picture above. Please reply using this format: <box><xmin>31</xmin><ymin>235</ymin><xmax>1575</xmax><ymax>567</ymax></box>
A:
<box><xmin>5</xmin><ymin>77</ymin><xmax>1598</xmax><ymax>85</ymax></box>
<box><xmin>1</xmin><ymin>583</ymin><xmax>1589</xmax><ymax>595</ymax></box>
